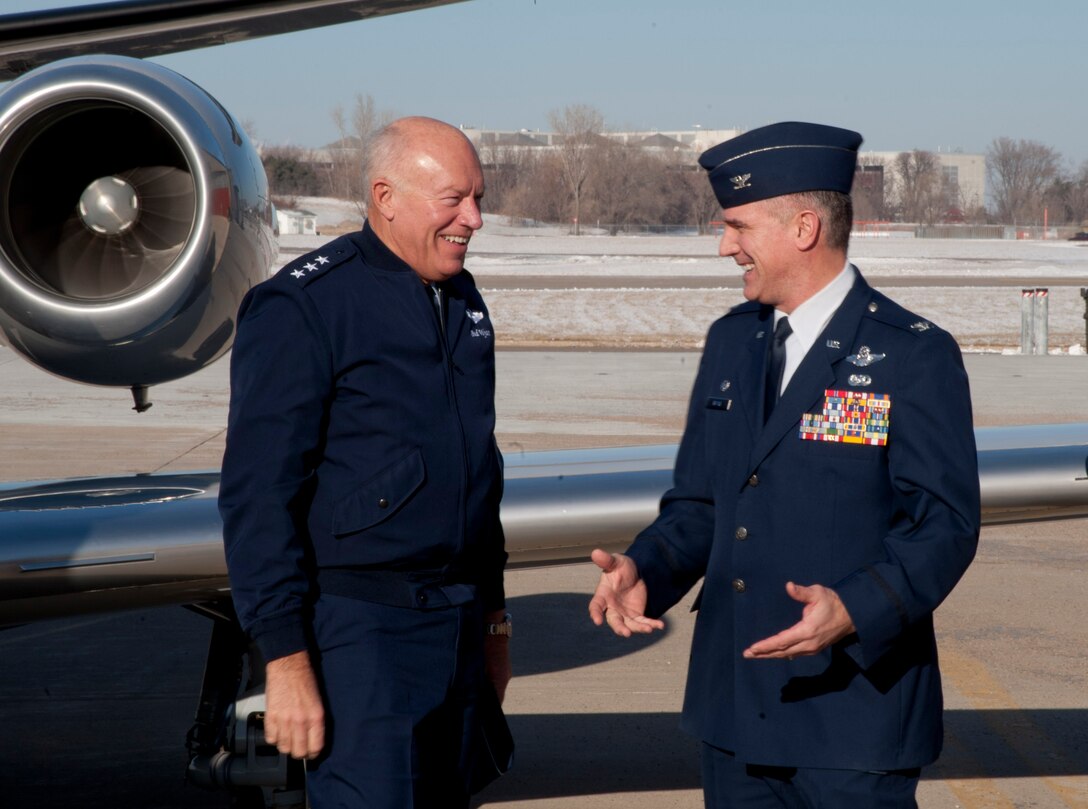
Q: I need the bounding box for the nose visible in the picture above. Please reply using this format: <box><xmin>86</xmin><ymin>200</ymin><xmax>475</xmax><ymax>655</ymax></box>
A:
<box><xmin>460</xmin><ymin>197</ymin><xmax>483</xmax><ymax>231</ymax></box>
<box><xmin>718</xmin><ymin>226</ymin><xmax>738</xmax><ymax>257</ymax></box>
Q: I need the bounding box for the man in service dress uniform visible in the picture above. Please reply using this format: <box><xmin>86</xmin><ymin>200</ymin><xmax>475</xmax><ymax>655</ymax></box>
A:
<box><xmin>590</xmin><ymin>122</ymin><xmax>980</xmax><ymax>807</ymax></box>
<box><xmin>220</xmin><ymin>117</ymin><xmax>510</xmax><ymax>808</ymax></box>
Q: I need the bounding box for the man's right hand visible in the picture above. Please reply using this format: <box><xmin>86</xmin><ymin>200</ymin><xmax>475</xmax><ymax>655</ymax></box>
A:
<box><xmin>588</xmin><ymin>549</ymin><xmax>666</xmax><ymax>638</ymax></box>
<box><xmin>264</xmin><ymin>650</ymin><xmax>325</xmax><ymax>760</ymax></box>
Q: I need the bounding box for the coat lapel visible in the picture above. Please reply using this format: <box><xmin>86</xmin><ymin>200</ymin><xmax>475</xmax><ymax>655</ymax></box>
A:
<box><xmin>747</xmin><ymin>272</ymin><xmax>873</xmax><ymax>473</ymax></box>
<box><xmin>738</xmin><ymin>307</ymin><xmax>775</xmax><ymax>438</ymax></box>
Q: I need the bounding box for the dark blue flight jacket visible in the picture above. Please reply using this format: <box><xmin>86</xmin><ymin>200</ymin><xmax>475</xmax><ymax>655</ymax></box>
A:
<box><xmin>626</xmin><ymin>271</ymin><xmax>980</xmax><ymax>771</ymax></box>
<box><xmin>219</xmin><ymin>223</ymin><xmax>506</xmax><ymax>663</ymax></box>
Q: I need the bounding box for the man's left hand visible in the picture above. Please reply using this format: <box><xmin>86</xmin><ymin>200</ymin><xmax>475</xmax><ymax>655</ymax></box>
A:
<box><xmin>484</xmin><ymin>610</ymin><xmax>512</xmax><ymax>703</ymax></box>
<box><xmin>743</xmin><ymin>582</ymin><xmax>856</xmax><ymax>660</ymax></box>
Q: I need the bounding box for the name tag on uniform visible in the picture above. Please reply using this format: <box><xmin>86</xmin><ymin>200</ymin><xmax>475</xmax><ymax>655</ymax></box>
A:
<box><xmin>799</xmin><ymin>389</ymin><xmax>890</xmax><ymax>446</ymax></box>
<box><xmin>706</xmin><ymin>397</ymin><xmax>732</xmax><ymax>411</ymax></box>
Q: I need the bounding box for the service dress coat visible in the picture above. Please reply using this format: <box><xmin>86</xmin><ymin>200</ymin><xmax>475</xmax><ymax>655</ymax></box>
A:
<box><xmin>219</xmin><ymin>223</ymin><xmax>506</xmax><ymax>662</ymax></box>
<box><xmin>626</xmin><ymin>270</ymin><xmax>980</xmax><ymax>771</ymax></box>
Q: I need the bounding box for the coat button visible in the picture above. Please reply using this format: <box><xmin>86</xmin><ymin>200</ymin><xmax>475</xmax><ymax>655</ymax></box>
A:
<box><xmin>747</xmin><ymin>474</ymin><xmax>759</xmax><ymax>487</ymax></box>
<box><xmin>732</xmin><ymin>578</ymin><xmax>746</xmax><ymax>593</ymax></box>
<box><xmin>735</xmin><ymin>526</ymin><xmax>748</xmax><ymax>540</ymax></box>
<box><xmin>378</xmin><ymin>497</ymin><xmax>389</xmax><ymax>509</ymax></box>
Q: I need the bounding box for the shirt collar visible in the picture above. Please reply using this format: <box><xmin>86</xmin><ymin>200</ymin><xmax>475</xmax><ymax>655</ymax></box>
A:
<box><xmin>773</xmin><ymin>260</ymin><xmax>855</xmax><ymax>353</ymax></box>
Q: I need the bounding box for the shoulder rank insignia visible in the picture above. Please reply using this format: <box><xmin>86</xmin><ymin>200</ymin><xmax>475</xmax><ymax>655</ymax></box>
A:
<box><xmin>910</xmin><ymin>320</ymin><xmax>933</xmax><ymax>332</ymax></box>
<box><xmin>289</xmin><ymin>254</ymin><xmax>331</xmax><ymax>280</ymax></box>
<box><xmin>846</xmin><ymin>345</ymin><xmax>885</xmax><ymax>367</ymax></box>
<box><xmin>800</xmin><ymin>389</ymin><xmax>890</xmax><ymax>446</ymax></box>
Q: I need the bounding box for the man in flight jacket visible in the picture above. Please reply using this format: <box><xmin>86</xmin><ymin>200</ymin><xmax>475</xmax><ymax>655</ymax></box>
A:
<box><xmin>220</xmin><ymin>117</ymin><xmax>509</xmax><ymax>808</ymax></box>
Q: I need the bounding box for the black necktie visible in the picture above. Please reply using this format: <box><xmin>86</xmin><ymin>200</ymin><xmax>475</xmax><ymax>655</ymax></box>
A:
<box><xmin>764</xmin><ymin>316</ymin><xmax>792</xmax><ymax>422</ymax></box>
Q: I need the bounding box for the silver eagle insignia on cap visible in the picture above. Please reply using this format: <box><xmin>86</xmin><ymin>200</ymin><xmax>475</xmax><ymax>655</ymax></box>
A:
<box><xmin>730</xmin><ymin>173</ymin><xmax>752</xmax><ymax>190</ymax></box>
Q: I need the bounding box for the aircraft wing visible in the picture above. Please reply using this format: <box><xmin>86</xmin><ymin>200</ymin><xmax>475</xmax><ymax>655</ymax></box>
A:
<box><xmin>0</xmin><ymin>0</ymin><xmax>467</xmax><ymax>79</ymax></box>
<box><xmin>2</xmin><ymin>433</ymin><xmax>1086</xmax><ymax>628</ymax></box>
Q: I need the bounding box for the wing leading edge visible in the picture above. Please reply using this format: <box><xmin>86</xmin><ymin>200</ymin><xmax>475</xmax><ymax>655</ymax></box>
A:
<box><xmin>0</xmin><ymin>0</ymin><xmax>467</xmax><ymax>79</ymax></box>
<box><xmin>2</xmin><ymin>435</ymin><xmax>1087</xmax><ymax>627</ymax></box>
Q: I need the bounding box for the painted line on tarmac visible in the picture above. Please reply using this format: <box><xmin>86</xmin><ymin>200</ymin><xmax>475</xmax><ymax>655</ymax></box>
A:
<box><xmin>0</xmin><ymin>614</ymin><xmax>116</xmax><ymax>646</ymax></box>
<box><xmin>938</xmin><ymin>730</ymin><xmax>1017</xmax><ymax>809</ymax></box>
<box><xmin>941</xmin><ymin>647</ymin><xmax>1088</xmax><ymax>808</ymax></box>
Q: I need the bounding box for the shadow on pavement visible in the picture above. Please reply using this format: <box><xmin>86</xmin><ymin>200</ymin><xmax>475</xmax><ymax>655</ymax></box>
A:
<box><xmin>506</xmin><ymin>592</ymin><xmax>668</xmax><ymax>676</ymax></box>
<box><xmin>476</xmin><ymin>707</ymin><xmax>1088</xmax><ymax>803</ymax></box>
<box><xmin>2</xmin><ymin>602</ymin><xmax>1084</xmax><ymax>807</ymax></box>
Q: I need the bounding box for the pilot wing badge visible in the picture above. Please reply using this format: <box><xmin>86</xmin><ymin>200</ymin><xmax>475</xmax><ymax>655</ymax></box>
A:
<box><xmin>467</xmin><ymin>309</ymin><xmax>491</xmax><ymax>339</ymax></box>
<box><xmin>846</xmin><ymin>345</ymin><xmax>886</xmax><ymax>367</ymax></box>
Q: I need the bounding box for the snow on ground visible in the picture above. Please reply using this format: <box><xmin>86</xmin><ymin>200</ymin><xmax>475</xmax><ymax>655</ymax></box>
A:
<box><xmin>283</xmin><ymin>196</ymin><xmax>363</xmax><ymax>233</ymax></box>
<box><xmin>480</xmin><ymin>285</ymin><xmax>1088</xmax><ymax>353</ymax></box>
<box><xmin>276</xmin><ymin>204</ymin><xmax>1088</xmax><ymax>352</ymax></box>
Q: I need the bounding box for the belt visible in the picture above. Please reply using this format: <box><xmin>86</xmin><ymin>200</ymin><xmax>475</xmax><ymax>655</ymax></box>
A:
<box><xmin>316</xmin><ymin>568</ymin><xmax>477</xmax><ymax>610</ymax></box>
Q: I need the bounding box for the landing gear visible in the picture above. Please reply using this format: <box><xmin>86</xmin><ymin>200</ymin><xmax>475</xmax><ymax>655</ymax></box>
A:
<box><xmin>184</xmin><ymin>600</ymin><xmax>305</xmax><ymax>808</ymax></box>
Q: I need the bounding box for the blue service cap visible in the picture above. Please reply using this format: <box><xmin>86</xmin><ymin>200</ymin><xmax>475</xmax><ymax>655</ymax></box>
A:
<box><xmin>699</xmin><ymin>121</ymin><xmax>863</xmax><ymax>209</ymax></box>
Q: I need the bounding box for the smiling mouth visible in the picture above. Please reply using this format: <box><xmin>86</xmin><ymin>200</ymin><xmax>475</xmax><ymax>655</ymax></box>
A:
<box><xmin>442</xmin><ymin>235</ymin><xmax>469</xmax><ymax>245</ymax></box>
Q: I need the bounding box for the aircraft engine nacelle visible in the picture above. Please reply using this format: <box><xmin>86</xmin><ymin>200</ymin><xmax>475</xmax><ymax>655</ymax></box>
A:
<box><xmin>0</xmin><ymin>55</ymin><xmax>275</xmax><ymax>408</ymax></box>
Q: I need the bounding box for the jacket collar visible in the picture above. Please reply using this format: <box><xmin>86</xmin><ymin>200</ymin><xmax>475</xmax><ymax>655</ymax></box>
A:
<box><xmin>355</xmin><ymin>221</ymin><xmax>479</xmax><ymax>351</ymax></box>
<box><xmin>355</xmin><ymin>220</ymin><xmax>416</xmax><ymax>274</ymax></box>
<box><xmin>747</xmin><ymin>270</ymin><xmax>874</xmax><ymax>472</ymax></box>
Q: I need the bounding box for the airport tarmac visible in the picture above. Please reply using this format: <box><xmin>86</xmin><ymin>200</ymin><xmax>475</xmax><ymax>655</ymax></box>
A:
<box><xmin>0</xmin><ymin>347</ymin><xmax>1086</xmax><ymax>807</ymax></box>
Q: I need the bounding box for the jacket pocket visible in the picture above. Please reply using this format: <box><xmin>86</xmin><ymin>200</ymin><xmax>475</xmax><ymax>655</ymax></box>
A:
<box><xmin>331</xmin><ymin>448</ymin><xmax>426</xmax><ymax>536</ymax></box>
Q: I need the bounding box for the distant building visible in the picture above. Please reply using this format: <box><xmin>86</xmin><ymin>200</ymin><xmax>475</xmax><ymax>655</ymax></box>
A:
<box><xmin>461</xmin><ymin>127</ymin><xmax>985</xmax><ymax>217</ymax></box>
<box><xmin>276</xmin><ymin>209</ymin><xmax>318</xmax><ymax>236</ymax></box>
<box><xmin>859</xmin><ymin>150</ymin><xmax>986</xmax><ymax>217</ymax></box>
<box><xmin>461</xmin><ymin>127</ymin><xmax>743</xmax><ymax>165</ymax></box>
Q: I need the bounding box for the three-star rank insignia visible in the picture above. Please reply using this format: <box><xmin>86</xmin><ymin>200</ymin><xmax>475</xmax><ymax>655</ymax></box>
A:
<box><xmin>289</xmin><ymin>254</ymin><xmax>332</xmax><ymax>281</ymax></box>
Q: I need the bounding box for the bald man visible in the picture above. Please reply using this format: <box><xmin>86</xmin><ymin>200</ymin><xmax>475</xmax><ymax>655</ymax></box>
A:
<box><xmin>220</xmin><ymin>117</ymin><xmax>511</xmax><ymax>808</ymax></box>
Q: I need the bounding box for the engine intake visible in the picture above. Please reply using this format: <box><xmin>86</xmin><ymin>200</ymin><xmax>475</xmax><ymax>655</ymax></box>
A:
<box><xmin>0</xmin><ymin>56</ymin><xmax>274</xmax><ymax>402</ymax></box>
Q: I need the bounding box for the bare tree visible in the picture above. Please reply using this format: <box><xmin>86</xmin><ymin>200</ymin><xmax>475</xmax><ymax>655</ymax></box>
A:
<box><xmin>1041</xmin><ymin>162</ymin><xmax>1088</xmax><ymax>226</ymax></box>
<box><xmin>986</xmin><ymin>137</ymin><xmax>1061</xmax><ymax>225</ymax></box>
<box><xmin>262</xmin><ymin>144</ymin><xmax>322</xmax><ymax>198</ymax></box>
<box><xmin>586</xmin><ymin>141</ymin><xmax>646</xmax><ymax>233</ymax></box>
<box><xmin>549</xmin><ymin>104</ymin><xmax>605</xmax><ymax>235</ymax></box>
<box><xmin>324</xmin><ymin>94</ymin><xmax>394</xmax><ymax>210</ymax></box>
<box><xmin>478</xmin><ymin>141</ymin><xmax>541</xmax><ymax>216</ymax></box>
<box><xmin>1067</xmin><ymin>162</ymin><xmax>1088</xmax><ymax>226</ymax></box>
<box><xmin>500</xmin><ymin>150</ymin><xmax>570</xmax><ymax>225</ymax></box>
<box><xmin>852</xmin><ymin>159</ymin><xmax>889</xmax><ymax>222</ymax></box>
<box><xmin>892</xmin><ymin>150</ymin><xmax>945</xmax><ymax>224</ymax></box>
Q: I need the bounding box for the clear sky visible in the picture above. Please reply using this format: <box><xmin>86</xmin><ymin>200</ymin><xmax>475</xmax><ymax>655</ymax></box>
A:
<box><xmin>22</xmin><ymin>0</ymin><xmax>1088</xmax><ymax>167</ymax></box>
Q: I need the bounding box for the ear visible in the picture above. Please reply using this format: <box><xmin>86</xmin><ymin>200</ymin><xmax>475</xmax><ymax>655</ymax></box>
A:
<box><xmin>370</xmin><ymin>178</ymin><xmax>396</xmax><ymax>222</ymax></box>
<box><xmin>793</xmin><ymin>209</ymin><xmax>822</xmax><ymax>252</ymax></box>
